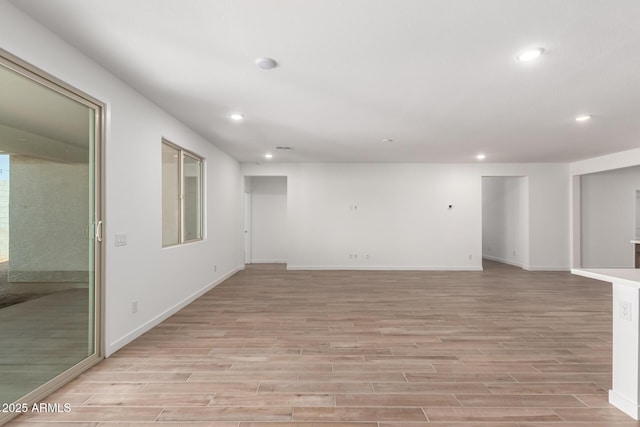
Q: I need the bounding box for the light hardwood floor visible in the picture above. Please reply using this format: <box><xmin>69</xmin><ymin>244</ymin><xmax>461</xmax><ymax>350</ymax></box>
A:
<box><xmin>8</xmin><ymin>261</ymin><xmax>640</xmax><ymax>426</ymax></box>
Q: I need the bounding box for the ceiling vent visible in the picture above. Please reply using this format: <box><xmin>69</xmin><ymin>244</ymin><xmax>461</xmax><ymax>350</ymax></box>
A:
<box><xmin>276</xmin><ymin>146</ymin><xmax>294</xmax><ymax>151</ymax></box>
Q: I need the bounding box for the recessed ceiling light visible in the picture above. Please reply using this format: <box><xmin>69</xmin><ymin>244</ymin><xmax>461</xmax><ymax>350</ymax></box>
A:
<box><xmin>229</xmin><ymin>113</ymin><xmax>244</xmax><ymax>121</ymax></box>
<box><xmin>517</xmin><ymin>47</ymin><xmax>544</xmax><ymax>62</ymax></box>
<box><xmin>575</xmin><ymin>114</ymin><xmax>592</xmax><ymax>122</ymax></box>
<box><xmin>476</xmin><ymin>154</ymin><xmax>486</xmax><ymax>160</ymax></box>
<box><xmin>264</xmin><ymin>153</ymin><xmax>273</xmax><ymax>159</ymax></box>
<box><xmin>255</xmin><ymin>57</ymin><xmax>278</xmax><ymax>70</ymax></box>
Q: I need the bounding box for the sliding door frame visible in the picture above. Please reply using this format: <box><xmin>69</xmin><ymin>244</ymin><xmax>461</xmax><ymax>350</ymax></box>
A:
<box><xmin>0</xmin><ymin>47</ymin><xmax>105</xmax><ymax>424</ymax></box>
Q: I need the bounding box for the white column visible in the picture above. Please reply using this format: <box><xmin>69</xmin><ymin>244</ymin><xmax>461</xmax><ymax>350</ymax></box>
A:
<box><xmin>610</xmin><ymin>281</ymin><xmax>640</xmax><ymax>419</ymax></box>
<box><xmin>571</xmin><ymin>268</ymin><xmax>640</xmax><ymax>420</ymax></box>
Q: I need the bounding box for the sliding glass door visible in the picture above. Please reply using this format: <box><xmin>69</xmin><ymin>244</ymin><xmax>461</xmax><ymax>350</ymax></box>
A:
<box><xmin>0</xmin><ymin>50</ymin><xmax>102</xmax><ymax>413</ymax></box>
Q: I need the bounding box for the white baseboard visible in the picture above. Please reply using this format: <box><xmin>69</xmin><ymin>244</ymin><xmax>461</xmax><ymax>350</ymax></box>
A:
<box><xmin>250</xmin><ymin>259</ymin><xmax>287</xmax><ymax>264</ymax></box>
<box><xmin>286</xmin><ymin>265</ymin><xmax>483</xmax><ymax>271</ymax></box>
<box><xmin>524</xmin><ymin>266</ymin><xmax>570</xmax><ymax>271</ymax></box>
<box><xmin>106</xmin><ymin>265</ymin><xmax>243</xmax><ymax>356</ymax></box>
<box><xmin>483</xmin><ymin>255</ymin><xmax>569</xmax><ymax>271</ymax></box>
<box><xmin>482</xmin><ymin>254</ymin><xmax>523</xmax><ymax>268</ymax></box>
<box><xmin>609</xmin><ymin>389</ymin><xmax>640</xmax><ymax>420</ymax></box>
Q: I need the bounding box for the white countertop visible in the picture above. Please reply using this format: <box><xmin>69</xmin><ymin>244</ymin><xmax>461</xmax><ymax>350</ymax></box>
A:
<box><xmin>631</xmin><ymin>240</ymin><xmax>640</xmax><ymax>244</ymax></box>
<box><xmin>572</xmin><ymin>268</ymin><xmax>640</xmax><ymax>289</ymax></box>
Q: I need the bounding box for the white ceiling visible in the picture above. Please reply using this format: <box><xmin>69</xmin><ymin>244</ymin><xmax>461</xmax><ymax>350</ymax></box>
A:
<box><xmin>11</xmin><ymin>0</ymin><xmax>640</xmax><ymax>163</ymax></box>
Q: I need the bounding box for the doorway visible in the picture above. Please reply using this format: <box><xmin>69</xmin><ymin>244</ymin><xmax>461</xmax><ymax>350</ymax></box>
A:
<box><xmin>244</xmin><ymin>176</ymin><xmax>287</xmax><ymax>265</ymax></box>
<box><xmin>0</xmin><ymin>50</ymin><xmax>103</xmax><ymax>416</ymax></box>
<box><xmin>579</xmin><ymin>165</ymin><xmax>640</xmax><ymax>268</ymax></box>
<box><xmin>481</xmin><ymin>176</ymin><xmax>529</xmax><ymax>269</ymax></box>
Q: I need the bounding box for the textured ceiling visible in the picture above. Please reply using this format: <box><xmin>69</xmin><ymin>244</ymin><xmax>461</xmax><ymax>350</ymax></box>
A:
<box><xmin>11</xmin><ymin>0</ymin><xmax>640</xmax><ymax>163</ymax></box>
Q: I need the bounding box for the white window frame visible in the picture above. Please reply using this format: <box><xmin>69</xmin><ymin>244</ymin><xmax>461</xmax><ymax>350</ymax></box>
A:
<box><xmin>162</xmin><ymin>139</ymin><xmax>203</xmax><ymax>247</ymax></box>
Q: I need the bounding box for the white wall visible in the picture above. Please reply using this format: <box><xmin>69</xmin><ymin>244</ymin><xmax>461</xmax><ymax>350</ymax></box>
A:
<box><xmin>482</xmin><ymin>176</ymin><xmax>528</xmax><ymax>268</ymax></box>
<box><xmin>482</xmin><ymin>177</ymin><xmax>506</xmax><ymax>262</ymax></box>
<box><xmin>580</xmin><ymin>166</ymin><xmax>640</xmax><ymax>268</ymax></box>
<box><xmin>249</xmin><ymin>176</ymin><xmax>287</xmax><ymax>263</ymax></box>
<box><xmin>241</xmin><ymin>163</ymin><xmax>569</xmax><ymax>271</ymax></box>
<box><xmin>0</xmin><ymin>2</ymin><xmax>243</xmax><ymax>356</ymax></box>
<box><xmin>9</xmin><ymin>157</ymin><xmax>88</xmax><ymax>282</ymax></box>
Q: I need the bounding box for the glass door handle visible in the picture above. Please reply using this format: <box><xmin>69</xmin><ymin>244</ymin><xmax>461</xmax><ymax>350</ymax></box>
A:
<box><xmin>95</xmin><ymin>220</ymin><xmax>104</xmax><ymax>242</ymax></box>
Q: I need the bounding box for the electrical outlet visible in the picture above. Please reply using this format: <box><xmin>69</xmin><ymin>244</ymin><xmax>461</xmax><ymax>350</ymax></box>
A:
<box><xmin>214</xmin><ymin>264</ymin><xmax>217</xmax><ymax>272</ymax></box>
<box><xmin>468</xmin><ymin>254</ymin><xmax>472</xmax><ymax>260</ymax></box>
<box><xmin>354</xmin><ymin>254</ymin><xmax>358</xmax><ymax>259</ymax></box>
<box><xmin>131</xmin><ymin>300</ymin><xmax>138</xmax><ymax>314</ymax></box>
<box><xmin>620</xmin><ymin>301</ymin><xmax>632</xmax><ymax>321</ymax></box>
<box><xmin>366</xmin><ymin>254</ymin><xmax>370</xmax><ymax>260</ymax></box>
<box><xmin>115</xmin><ymin>232</ymin><xmax>128</xmax><ymax>247</ymax></box>
<box><xmin>513</xmin><ymin>250</ymin><xmax>516</xmax><ymax>256</ymax></box>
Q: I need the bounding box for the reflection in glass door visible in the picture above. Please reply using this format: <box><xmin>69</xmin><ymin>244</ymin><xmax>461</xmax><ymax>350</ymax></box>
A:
<box><xmin>0</xmin><ymin>52</ymin><xmax>102</xmax><ymax>412</ymax></box>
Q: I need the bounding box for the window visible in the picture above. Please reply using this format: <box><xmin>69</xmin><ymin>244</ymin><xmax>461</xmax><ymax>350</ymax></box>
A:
<box><xmin>162</xmin><ymin>140</ymin><xmax>203</xmax><ymax>246</ymax></box>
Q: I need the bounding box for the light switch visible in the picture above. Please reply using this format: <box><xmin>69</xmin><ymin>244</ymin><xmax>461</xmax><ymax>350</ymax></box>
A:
<box><xmin>115</xmin><ymin>232</ymin><xmax>128</xmax><ymax>247</ymax></box>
